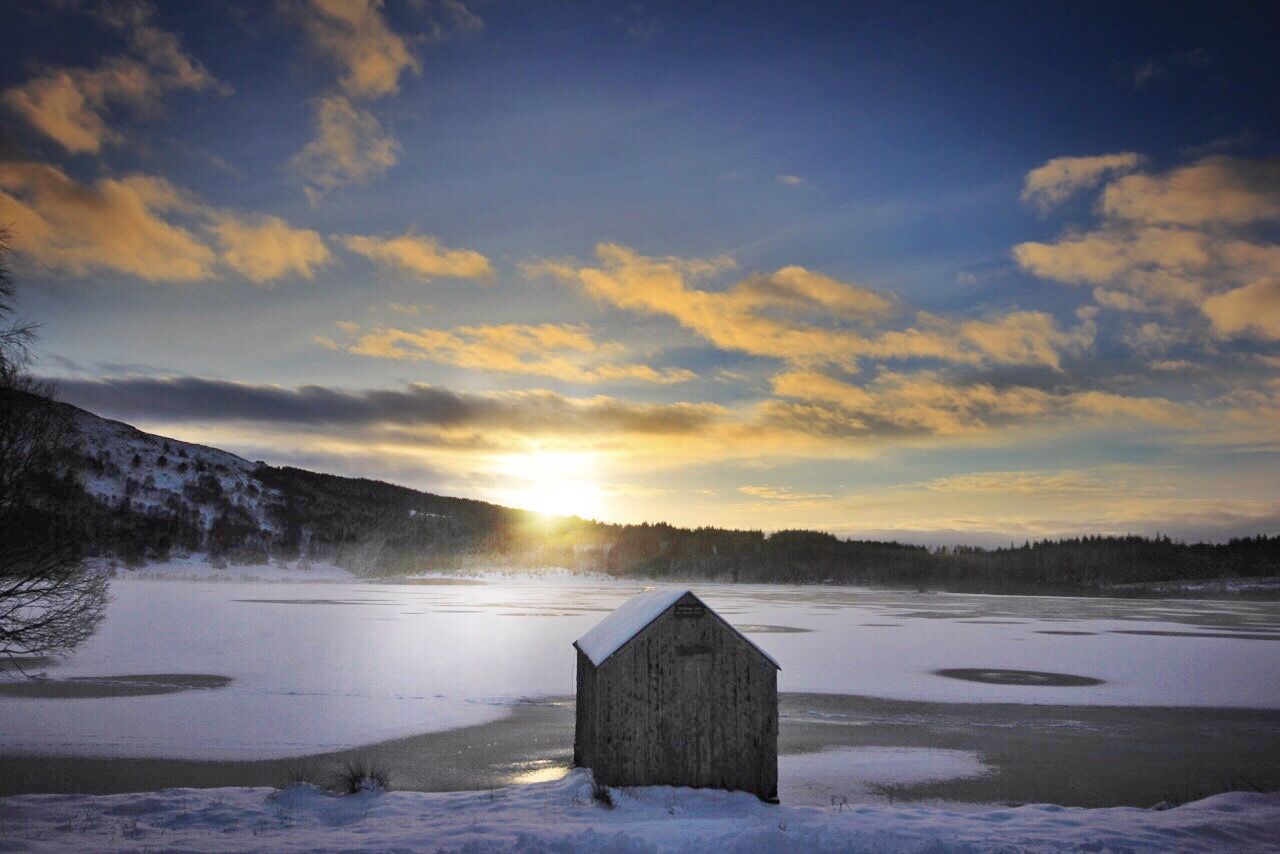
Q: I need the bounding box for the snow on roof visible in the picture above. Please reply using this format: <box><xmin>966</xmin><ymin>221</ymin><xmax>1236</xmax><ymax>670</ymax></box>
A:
<box><xmin>574</xmin><ymin>588</ymin><xmax>780</xmax><ymax>669</ymax></box>
<box><xmin>575</xmin><ymin>588</ymin><xmax>689</xmax><ymax>666</ymax></box>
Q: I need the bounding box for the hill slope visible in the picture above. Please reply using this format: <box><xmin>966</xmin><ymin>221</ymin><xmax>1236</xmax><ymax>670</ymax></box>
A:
<box><xmin>57</xmin><ymin>401</ymin><xmax>557</xmax><ymax>574</ymax></box>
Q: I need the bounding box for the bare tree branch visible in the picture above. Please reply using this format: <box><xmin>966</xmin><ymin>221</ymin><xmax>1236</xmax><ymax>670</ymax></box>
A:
<box><xmin>0</xmin><ymin>227</ymin><xmax>109</xmax><ymax>671</ymax></box>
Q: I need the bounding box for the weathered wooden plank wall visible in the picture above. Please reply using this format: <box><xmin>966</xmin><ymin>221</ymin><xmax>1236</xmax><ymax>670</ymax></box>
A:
<box><xmin>575</xmin><ymin>592</ymin><xmax>777</xmax><ymax>800</ymax></box>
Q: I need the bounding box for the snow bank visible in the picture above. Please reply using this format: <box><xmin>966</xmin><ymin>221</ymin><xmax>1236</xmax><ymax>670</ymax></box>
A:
<box><xmin>2</xmin><ymin>770</ymin><xmax>1276</xmax><ymax>853</ymax></box>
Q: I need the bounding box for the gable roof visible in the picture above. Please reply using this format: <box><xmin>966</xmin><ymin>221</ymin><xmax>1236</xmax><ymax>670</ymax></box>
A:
<box><xmin>574</xmin><ymin>588</ymin><xmax>780</xmax><ymax>669</ymax></box>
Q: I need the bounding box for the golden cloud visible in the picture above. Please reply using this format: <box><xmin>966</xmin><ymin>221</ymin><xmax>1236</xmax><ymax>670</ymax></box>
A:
<box><xmin>210</xmin><ymin>214</ymin><xmax>331</xmax><ymax>282</ymax></box>
<box><xmin>286</xmin><ymin>1</ymin><xmax>479</xmax><ymax>200</ymax></box>
<box><xmin>343</xmin><ymin>322</ymin><xmax>696</xmax><ymax>384</ymax></box>
<box><xmin>1101</xmin><ymin>156</ymin><xmax>1280</xmax><ymax>226</ymax></box>
<box><xmin>1021</xmin><ymin>152</ymin><xmax>1141</xmax><ymax>212</ymax></box>
<box><xmin>1202</xmin><ymin>279</ymin><xmax>1280</xmax><ymax>340</ymax></box>
<box><xmin>911</xmin><ymin>470</ymin><xmax>1110</xmax><ymax>494</ymax></box>
<box><xmin>946</xmin><ymin>310</ymin><xmax>1094</xmax><ymax>371</ymax></box>
<box><xmin>0</xmin><ymin>161</ymin><xmax>329</xmax><ymax>284</ymax></box>
<box><xmin>735</xmin><ymin>265</ymin><xmax>894</xmax><ymax>320</ymax></box>
<box><xmin>291</xmin><ymin>94</ymin><xmax>400</xmax><ymax>201</ymax></box>
<box><xmin>2</xmin><ymin>7</ymin><xmax>225</xmax><ymax>153</ymax></box>
<box><xmin>738</xmin><ymin>485</ymin><xmax>833</xmax><ymax>501</ymax></box>
<box><xmin>827</xmin><ymin>471</ymin><xmax>1278</xmax><ymax>542</ymax></box>
<box><xmin>1069</xmin><ymin>390</ymin><xmax>1199</xmax><ymax>428</ymax></box>
<box><xmin>535</xmin><ymin>243</ymin><xmax>1089</xmax><ymax>371</ymax></box>
<box><xmin>0</xmin><ymin>162</ymin><xmax>215</xmax><ymax>281</ymax></box>
<box><xmin>340</xmin><ymin>231</ymin><xmax>492</xmax><ymax>280</ymax></box>
<box><xmin>1015</xmin><ymin>227</ymin><xmax>1211</xmax><ymax>291</ymax></box>
<box><xmin>295</xmin><ymin>0</ymin><xmax>421</xmax><ymax>99</ymax></box>
<box><xmin>1015</xmin><ymin>155</ymin><xmax>1280</xmax><ymax>330</ymax></box>
<box><xmin>769</xmin><ymin>369</ymin><xmax>1198</xmax><ymax>437</ymax></box>
<box><xmin>769</xmin><ymin>370</ymin><xmax>1056</xmax><ymax>436</ymax></box>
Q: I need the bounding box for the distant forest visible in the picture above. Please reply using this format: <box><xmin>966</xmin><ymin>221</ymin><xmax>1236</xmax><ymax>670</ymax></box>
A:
<box><xmin>14</xmin><ymin>420</ymin><xmax>1275</xmax><ymax>595</ymax></box>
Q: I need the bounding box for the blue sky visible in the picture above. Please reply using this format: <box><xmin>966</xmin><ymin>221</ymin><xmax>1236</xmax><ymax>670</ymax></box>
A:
<box><xmin>2</xmin><ymin>1</ymin><xmax>1277</xmax><ymax>543</ymax></box>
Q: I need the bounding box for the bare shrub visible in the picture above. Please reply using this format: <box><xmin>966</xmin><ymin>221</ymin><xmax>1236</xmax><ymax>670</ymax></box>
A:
<box><xmin>333</xmin><ymin>759</ymin><xmax>391</xmax><ymax>794</ymax></box>
<box><xmin>591</xmin><ymin>779</ymin><xmax>615</xmax><ymax>809</ymax></box>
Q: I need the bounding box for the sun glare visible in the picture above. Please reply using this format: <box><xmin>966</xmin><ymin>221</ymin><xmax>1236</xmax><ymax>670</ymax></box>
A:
<box><xmin>498</xmin><ymin>450</ymin><xmax>604</xmax><ymax>519</ymax></box>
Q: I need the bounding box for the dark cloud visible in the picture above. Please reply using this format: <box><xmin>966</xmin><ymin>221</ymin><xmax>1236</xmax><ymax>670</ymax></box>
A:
<box><xmin>49</xmin><ymin>375</ymin><xmax>722</xmax><ymax>436</ymax></box>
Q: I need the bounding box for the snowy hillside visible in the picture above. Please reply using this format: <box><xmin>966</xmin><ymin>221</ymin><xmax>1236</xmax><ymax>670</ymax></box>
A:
<box><xmin>52</xmin><ymin>401</ymin><xmax>521</xmax><ymax>575</ymax></box>
<box><xmin>73</xmin><ymin>408</ymin><xmax>282</xmax><ymax>537</ymax></box>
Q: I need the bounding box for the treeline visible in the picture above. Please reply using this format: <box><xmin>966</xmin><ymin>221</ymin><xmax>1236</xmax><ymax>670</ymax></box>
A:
<box><xmin>588</xmin><ymin>527</ymin><xmax>1280</xmax><ymax>593</ymax></box>
<box><xmin>597</xmin><ymin>525</ymin><xmax>931</xmax><ymax>585</ymax></box>
<box><xmin>6</xmin><ymin>399</ymin><xmax>1279</xmax><ymax>594</ymax></box>
<box><xmin>920</xmin><ymin>535</ymin><xmax>1280</xmax><ymax>592</ymax></box>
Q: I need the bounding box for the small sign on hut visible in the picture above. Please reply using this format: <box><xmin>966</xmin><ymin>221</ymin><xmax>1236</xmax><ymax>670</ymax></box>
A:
<box><xmin>572</xmin><ymin>588</ymin><xmax>780</xmax><ymax>801</ymax></box>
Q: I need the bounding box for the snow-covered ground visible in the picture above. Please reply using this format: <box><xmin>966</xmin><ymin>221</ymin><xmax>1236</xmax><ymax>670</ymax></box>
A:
<box><xmin>2</xmin><ymin>574</ymin><xmax>1278</xmax><ymax>759</ymax></box>
<box><xmin>2</xmin><ymin>769</ymin><xmax>1277</xmax><ymax>853</ymax></box>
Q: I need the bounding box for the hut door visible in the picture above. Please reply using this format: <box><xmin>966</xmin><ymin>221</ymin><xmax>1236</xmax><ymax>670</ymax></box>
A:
<box><xmin>674</xmin><ymin>602</ymin><xmax>715</xmax><ymax>787</ymax></box>
<box><xmin>678</xmin><ymin>649</ymin><xmax>712</xmax><ymax>785</ymax></box>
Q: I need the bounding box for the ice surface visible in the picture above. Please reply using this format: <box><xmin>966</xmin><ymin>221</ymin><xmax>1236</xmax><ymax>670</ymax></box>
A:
<box><xmin>2</xmin><ymin>769</ymin><xmax>1277</xmax><ymax>853</ymax></box>
<box><xmin>1</xmin><ymin>572</ymin><xmax>1278</xmax><ymax>760</ymax></box>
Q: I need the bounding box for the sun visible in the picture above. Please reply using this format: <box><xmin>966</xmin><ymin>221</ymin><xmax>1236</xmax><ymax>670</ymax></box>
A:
<box><xmin>497</xmin><ymin>450</ymin><xmax>604</xmax><ymax>519</ymax></box>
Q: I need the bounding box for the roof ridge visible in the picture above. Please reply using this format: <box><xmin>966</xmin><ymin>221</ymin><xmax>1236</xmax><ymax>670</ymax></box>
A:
<box><xmin>573</xmin><ymin>588</ymin><xmax>779</xmax><ymax>669</ymax></box>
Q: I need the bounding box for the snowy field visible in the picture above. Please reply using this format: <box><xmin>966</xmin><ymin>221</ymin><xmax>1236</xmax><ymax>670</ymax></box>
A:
<box><xmin>2</xmin><ymin>571</ymin><xmax>1279</xmax><ymax>760</ymax></box>
<box><xmin>3</xmin><ymin>770</ymin><xmax>1278</xmax><ymax>853</ymax></box>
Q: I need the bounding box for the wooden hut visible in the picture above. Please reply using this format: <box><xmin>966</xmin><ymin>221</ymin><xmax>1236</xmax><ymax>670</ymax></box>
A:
<box><xmin>573</xmin><ymin>588</ymin><xmax>779</xmax><ymax>801</ymax></box>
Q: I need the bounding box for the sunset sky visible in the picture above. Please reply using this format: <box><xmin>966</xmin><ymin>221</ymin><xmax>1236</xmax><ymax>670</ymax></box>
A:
<box><xmin>2</xmin><ymin>1</ymin><xmax>1277</xmax><ymax>544</ymax></box>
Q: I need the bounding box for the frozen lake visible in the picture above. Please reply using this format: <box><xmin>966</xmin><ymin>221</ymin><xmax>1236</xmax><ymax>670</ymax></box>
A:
<box><xmin>3</xmin><ymin>573</ymin><xmax>1279</xmax><ymax>762</ymax></box>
